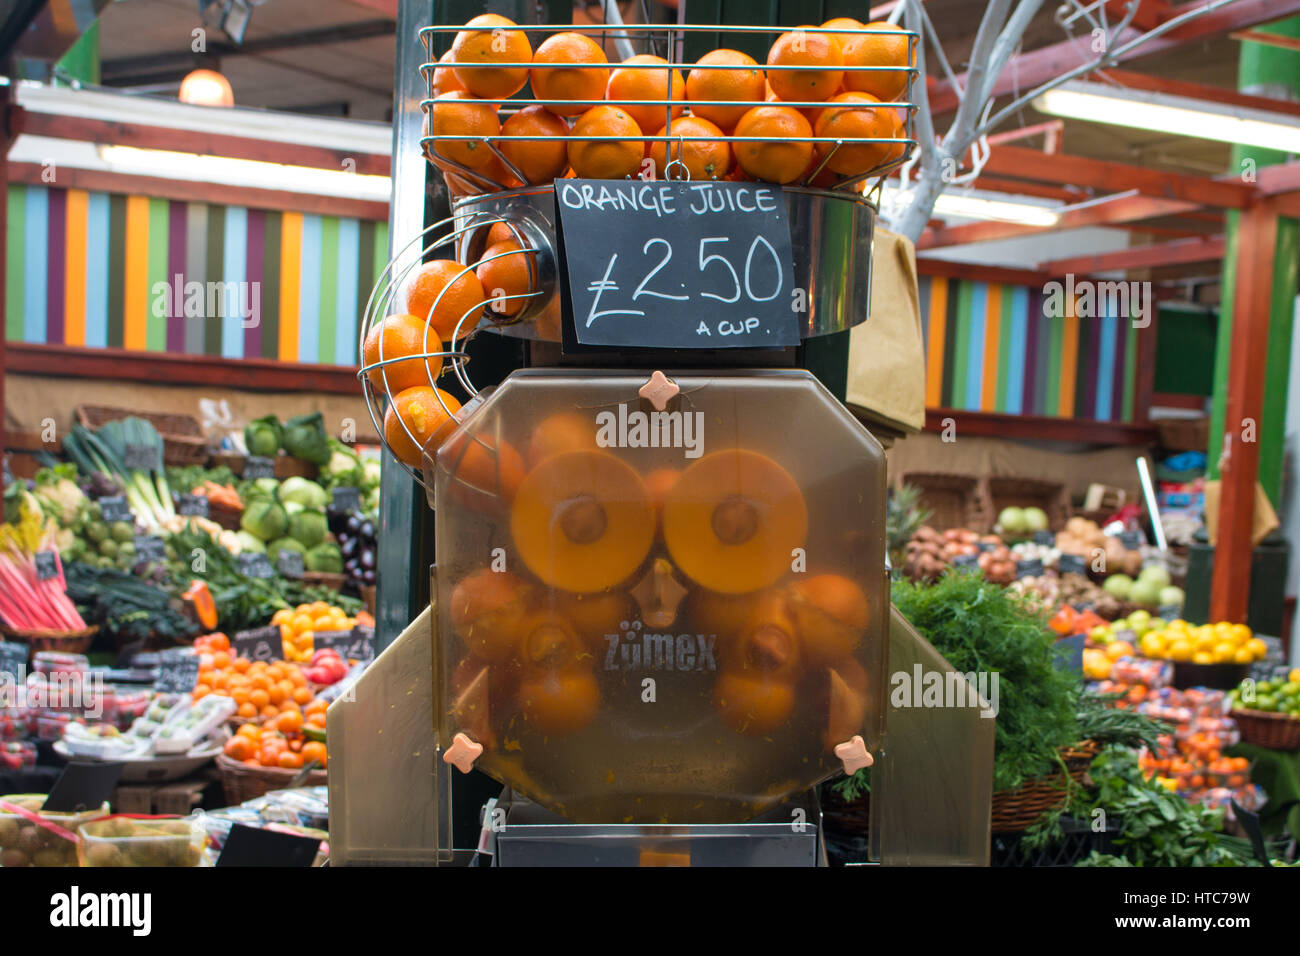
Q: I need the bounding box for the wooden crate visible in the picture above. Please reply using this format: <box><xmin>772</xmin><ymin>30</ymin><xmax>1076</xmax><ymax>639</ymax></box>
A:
<box><xmin>982</xmin><ymin>476</ymin><xmax>1072</xmax><ymax>532</ymax></box>
<box><xmin>897</xmin><ymin>472</ymin><xmax>989</xmax><ymax>532</ymax></box>
<box><xmin>75</xmin><ymin>405</ymin><xmax>207</xmax><ymax>466</ymax></box>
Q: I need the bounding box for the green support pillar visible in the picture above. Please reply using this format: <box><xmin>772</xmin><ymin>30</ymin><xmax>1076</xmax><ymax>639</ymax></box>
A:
<box><xmin>1208</xmin><ymin>19</ymin><xmax>1300</xmax><ymax>508</ymax></box>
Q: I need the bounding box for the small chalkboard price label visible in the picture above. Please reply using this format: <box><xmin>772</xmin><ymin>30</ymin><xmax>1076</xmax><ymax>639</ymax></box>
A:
<box><xmin>276</xmin><ymin>549</ymin><xmax>305</xmax><ymax>579</ymax></box>
<box><xmin>34</xmin><ymin>550</ymin><xmax>59</xmax><ymax>580</ymax></box>
<box><xmin>244</xmin><ymin>455</ymin><xmax>276</xmax><ymax>480</ymax></box>
<box><xmin>1016</xmin><ymin>558</ymin><xmax>1045</xmax><ymax>579</ymax></box>
<box><xmin>43</xmin><ymin>762</ymin><xmax>125</xmax><ymax>814</ymax></box>
<box><xmin>1033</xmin><ymin>531</ymin><xmax>1055</xmax><ymax>546</ymax></box>
<box><xmin>555</xmin><ymin>179</ymin><xmax>799</xmax><ymax>350</ymax></box>
<box><xmin>347</xmin><ymin>625</ymin><xmax>375</xmax><ymax>662</ymax></box>
<box><xmin>1117</xmin><ymin>530</ymin><xmax>1144</xmax><ymax>551</ymax></box>
<box><xmin>133</xmin><ymin>535</ymin><xmax>166</xmax><ymax>563</ymax></box>
<box><xmin>217</xmin><ymin>823</ymin><xmax>320</xmax><ymax>867</ymax></box>
<box><xmin>236</xmin><ymin>551</ymin><xmax>275</xmax><ymax>580</ymax></box>
<box><xmin>312</xmin><ymin>630</ymin><xmax>352</xmax><ymax>657</ymax></box>
<box><xmin>331</xmin><ymin>486</ymin><xmax>362</xmax><ymax>513</ymax></box>
<box><xmin>1059</xmin><ymin>553</ymin><xmax>1089</xmax><ymax>577</ymax></box>
<box><xmin>234</xmin><ymin>625</ymin><xmax>283</xmax><ymax>663</ymax></box>
<box><xmin>951</xmin><ymin>553</ymin><xmax>979</xmax><ymax>569</ymax></box>
<box><xmin>100</xmin><ymin>495</ymin><xmax>132</xmax><ymax>523</ymax></box>
<box><xmin>123</xmin><ymin>443</ymin><xmax>161</xmax><ymax>473</ymax></box>
<box><xmin>1157</xmin><ymin>603</ymin><xmax>1182</xmax><ymax>621</ymax></box>
<box><xmin>155</xmin><ymin>650</ymin><xmax>201</xmax><ymax>694</ymax></box>
<box><xmin>177</xmin><ymin>493</ymin><xmax>210</xmax><ymax>518</ymax></box>
<box><xmin>0</xmin><ymin>641</ymin><xmax>26</xmax><ymax>681</ymax></box>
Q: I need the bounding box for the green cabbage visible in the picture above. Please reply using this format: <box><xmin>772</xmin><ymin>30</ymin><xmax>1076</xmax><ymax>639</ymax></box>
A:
<box><xmin>279</xmin><ymin>476</ymin><xmax>329</xmax><ymax>509</ymax></box>
<box><xmin>240</xmin><ymin>499</ymin><xmax>289</xmax><ymax>542</ymax></box>
<box><xmin>282</xmin><ymin>412</ymin><xmax>331</xmax><ymax>466</ymax></box>
<box><xmin>322</xmin><ymin>439</ymin><xmax>364</xmax><ymax>490</ymax></box>
<box><xmin>234</xmin><ymin>531</ymin><xmax>266</xmax><ymax>554</ymax></box>
<box><xmin>269</xmin><ymin>537</ymin><xmax>306</xmax><ymax>557</ymax></box>
<box><xmin>288</xmin><ymin>509</ymin><xmax>327</xmax><ymax>548</ymax></box>
<box><xmin>244</xmin><ymin>414</ymin><xmax>282</xmax><ymax>457</ymax></box>
<box><xmin>304</xmin><ymin>541</ymin><xmax>343</xmax><ymax>573</ymax></box>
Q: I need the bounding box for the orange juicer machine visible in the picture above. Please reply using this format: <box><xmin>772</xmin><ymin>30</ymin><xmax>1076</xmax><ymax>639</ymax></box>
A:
<box><xmin>327</xmin><ymin>13</ymin><xmax>992</xmax><ymax>866</ymax></box>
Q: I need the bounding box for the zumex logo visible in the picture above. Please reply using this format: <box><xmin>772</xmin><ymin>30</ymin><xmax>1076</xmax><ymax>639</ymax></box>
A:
<box><xmin>890</xmin><ymin>665</ymin><xmax>999</xmax><ymax>719</ymax></box>
<box><xmin>1042</xmin><ymin>273</ymin><xmax>1152</xmax><ymax>329</ymax></box>
<box><xmin>50</xmin><ymin>887</ymin><xmax>151</xmax><ymax>937</ymax></box>
<box><xmin>596</xmin><ymin>403</ymin><xmax>704</xmax><ymax>459</ymax></box>
<box><xmin>604</xmin><ymin>622</ymin><xmax>718</xmax><ymax>672</ymax></box>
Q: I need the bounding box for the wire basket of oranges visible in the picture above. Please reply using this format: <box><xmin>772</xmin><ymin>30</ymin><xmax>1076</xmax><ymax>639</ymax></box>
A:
<box><xmin>418</xmin><ymin>16</ymin><xmax>916</xmax><ymax>194</ymax></box>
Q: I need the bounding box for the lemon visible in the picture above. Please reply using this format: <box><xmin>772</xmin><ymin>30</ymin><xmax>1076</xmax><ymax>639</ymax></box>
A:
<box><xmin>1213</xmin><ymin>641</ymin><xmax>1237</xmax><ymax>663</ymax></box>
<box><xmin>1194</xmin><ymin>633</ymin><xmax>1217</xmax><ymax>653</ymax></box>
<box><xmin>1140</xmin><ymin>633</ymin><xmax>1166</xmax><ymax>658</ymax></box>
<box><xmin>1193</xmin><ymin>651</ymin><xmax>1214</xmax><ymax>665</ymax></box>
<box><xmin>1234</xmin><ymin>648</ymin><xmax>1255</xmax><ymax>665</ymax></box>
<box><xmin>1246</xmin><ymin>637</ymin><xmax>1268</xmax><ymax>660</ymax></box>
<box><xmin>1167</xmin><ymin>639</ymin><xmax>1194</xmax><ymax>662</ymax></box>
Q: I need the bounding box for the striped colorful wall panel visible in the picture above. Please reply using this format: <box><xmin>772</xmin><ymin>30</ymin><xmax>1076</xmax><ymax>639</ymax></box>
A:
<box><xmin>920</xmin><ymin>274</ymin><xmax>1139</xmax><ymax>422</ymax></box>
<box><xmin>5</xmin><ymin>184</ymin><xmax>389</xmax><ymax>365</ymax></box>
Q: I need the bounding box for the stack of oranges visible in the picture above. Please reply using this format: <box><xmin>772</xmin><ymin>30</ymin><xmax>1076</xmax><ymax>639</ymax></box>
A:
<box><xmin>426</xmin><ymin>15</ymin><xmax>911</xmax><ymax>190</ymax></box>
<box><xmin>272</xmin><ymin>601</ymin><xmax>357</xmax><ymax>663</ymax></box>
<box><xmin>222</xmin><ymin>713</ymin><xmax>329</xmax><ymax>771</ymax></box>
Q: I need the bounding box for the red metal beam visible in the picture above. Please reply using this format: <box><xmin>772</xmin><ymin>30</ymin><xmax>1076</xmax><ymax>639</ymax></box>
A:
<box><xmin>1105</xmin><ymin>0</ymin><xmax>1174</xmax><ymax>32</ymax></box>
<box><xmin>1042</xmin><ymin>235</ymin><xmax>1225</xmax><ymax>273</ymax></box>
<box><xmin>982</xmin><ymin>145</ymin><xmax>1252</xmax><ymax>209</ymax></box>
<box><xmin>1211</xmin><ymin>204</ymin><xmax>1278</xmax><ymax>622</ymax></box>
<box><xmin>1230</xmin><ymin>28</ymin><xmax>1300</xmax><ymax>53</ymax></box>
<box><xmin>929</xmin><ymin>0</ymin><xmax>1300</xmax><ymax>113</ymax></box>
<box><xmin>6</xmin><ymin>343</ymin><xmax>363</xmax><ymax>395</ymax></box>
<box><xmin>20</xmin><ymin>111</ymin><xmax>392</xmax><ymax>176</ymax></box>
<box><xmin>918</xmin><ymin>194</ymin><xmax>1199</xmax><ymax>249</ymax></box>
<box><xmin>1254</xmin><ymin>160</ymin><xmax>1300</xmax><ymax>196</ymax></box>
<box><xmin>971</xmin><ymin>175</ymin><xmax>1084</xmax><ymax>202</ymax></box>
<box><xmin>924</xmin><ymin>408</ymin><xmax>1158</xmax><ymax>445</ymax></box>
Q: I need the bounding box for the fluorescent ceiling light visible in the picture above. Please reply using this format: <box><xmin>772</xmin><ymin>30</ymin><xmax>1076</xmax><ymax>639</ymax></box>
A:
<box><xmin>97</xmin><ymin>145</ymin><xmax>391</xmax><ymax>201</ymax></box>
<box><xmin>883</xmin><ymin>183</ymin><xmax>1061</xmax><ymax>226</ymax></box>
<box><xmin>1034</xmin><ymin>81</ymin><xmax>1300</xmax><ymax>153</ymax></box>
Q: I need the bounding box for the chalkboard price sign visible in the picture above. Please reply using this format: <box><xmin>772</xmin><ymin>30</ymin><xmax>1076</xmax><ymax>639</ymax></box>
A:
<box><xmin>237</xmin><ymin>551</ymin><xmax>275</xmax><ymax>580</ymax></box>
<box><xmin>123</xmin><ymin>443</ymin><xmax>161</xmax><ymax>472</ymax></box>
<box><xmin>133</xmin><ymin>535</ymin><xmax>166</xmax><ymax>563</ymax></box>
<box><xmin>331</xmin><ymin>486</ymin><xmax>361</xmax><ymax>514</ymax></box>
<box><xmin>951</xmin><ymin>553</ymin><xmax>979</xmax><ymax>569</ymax></box>
<box><xmin>312</xmin><ymin>630</ymin><xmax>352</xmax><ymax>657</ymax></box>
<box><xmin>276</xmin><ymin>549</ymin><xmax>305</xmax><ymax>579</ymax></box>
<box><xmin>555</xmin><ymin>179</ymin><xmax>799</xmax><ymax>350</ymax></box>
<box><xmin>155</xmin><ymin>650</ymin><xmax>201</xmax><ymax>694</ymax></box>
<box><xmin>1033</xmin><ymin>531</ymin><xmax>1055</xmax><ymax>547</ymax></box>
<box><xmin>34</xmin><ymin>550</ymin><xmax>60</xmax><ymax>580</ymax></box>
<box><xmin>177</xmin><ymin>493</ymin><xmax>210</xmax><ymax>518</ymax></box>
<box><xmin>1059</xmin><ymin>553</ymin><xmax>1089</xmax><ymax>577</ymax></box>
<box><xmin>100</xmin><ymin>495</ymin><xmax>133</xmax><ymax>523</ymax></box>
<box><xmin>1117</xmin><ymin>530</ymin><xmax>1144</xmax><ymax>551</ymax></box>
<box><xmin>1016</xmin><ymin>558</ymin><xmax>1045</xmax><ymax>579</ymax></box>
<box><xmin>244</xmin><ymin>455</ymin><xmax>276</xmax><ymax>480</ymax></box>
<box><xmin>347</xmin><ymin>625</ymin><xmax>375</xmax><ymax>663</ymax></box>
<box><xmin>233</xmin><ymin>626</ymin><xmax>283</xmax><ymax>663</ymax></box>
<box><xmin>0</xmin><ymin>641</ymin><xmax>26</xmax><ymax>681</ymax></box>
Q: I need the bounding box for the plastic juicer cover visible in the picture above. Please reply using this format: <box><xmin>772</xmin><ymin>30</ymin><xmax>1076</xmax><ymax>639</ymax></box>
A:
<box><xmin>430</xmin><ymin>369</ymin><xmax>888</xmax><ymax>824</ymax></box>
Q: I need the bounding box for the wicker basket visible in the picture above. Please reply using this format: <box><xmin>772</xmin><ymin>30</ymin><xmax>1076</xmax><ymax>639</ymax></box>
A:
<box><xmin>990</xmin><ymin>741</ymin><xmax>1099</xmax><ymax>833</ymax></box>
<box><xmin>1232</xmin><ymin>708</ymin><xmax>1300</xmax><ymax>751</ymax></box>
<box><xmin>74</xmin><ymin>405</ymin><xmax>207</xmax><ymax>467</ymax></box>
<box><xmin>982</xmin><ymin>476</ymin><xmax>1072</xmax><ymax>533</ymax></box>
<box><xmin>898</xmin><ymin>472</ymin><xmax>988</xmax><ymax>532</ymax></box>
<box><xmin>1155</xmin><ymin>416</ymin><xmax>1209</xmax><ymax>453</ymax></box>
<box><xmin>275</xmin><ymin>457</ymin><xmax>318</xmax><ymax>480</ymax></box>
<box><xmin>208</xmin><ymin>500</ymin><xmax>243</xmax><ymax>531</ymax></box>
<box><xmin>216</xmin><ymin>753</ymin><xmax>327</xmax><ymax>805</ymax></box>
<box><xmin>301</xmin><ymin>571</ymin><xmax>347</xmax><ymax>591</ymax></box>
<box><xmin>0</xmin><ymin>625</ymin><xmax>98</xmax><ymax>656</ymax></box>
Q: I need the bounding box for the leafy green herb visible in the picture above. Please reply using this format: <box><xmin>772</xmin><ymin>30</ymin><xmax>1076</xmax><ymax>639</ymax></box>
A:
<box><xmin>891</xmin><ymin>570</ymin><xmax>1082</xmax><ymax>791</ymax></box>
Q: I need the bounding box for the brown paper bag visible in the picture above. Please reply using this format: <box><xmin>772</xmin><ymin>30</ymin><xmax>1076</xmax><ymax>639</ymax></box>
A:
<box><xmin>1203</xmin><ymin>480</ymin><xmax>1279</xmax><ymax>546</ymax></box>
<box><xmin>845</xmin><ymin>227</ymin><xmax>925</xmax><ymax>433</ymax></box>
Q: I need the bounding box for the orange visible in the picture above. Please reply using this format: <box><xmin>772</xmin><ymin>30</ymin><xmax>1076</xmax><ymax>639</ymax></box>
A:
<box><xmin>442</xmin><ymin>430</ymin><xmax>527</xmax><ymax>512</ymax></box>
<box><xmin>237</xmin><ymin>702</ymin><xmax>257</xmax><ymax>719</ymax></box>
<box><xmin>192</xmin><ymin>684</ymin><xmax>211</xmax><ymax>699</ymax></box>
<box><xmin>450</xmin><ymin>569</ymin><xmax>532</xmax><ymax>661</ymax></box>
<box><xmin>232</xmin><ymin>656</ymin><xmax>250</xmax><ymax>673</ymax></box>
<box><xmin>277</xmin><ymin>710</ymin><xmax>303</xmax><ymax>734</ymax></box>
<box><xmin>499</xmin><ymin>105</ymin><xmax>570</xmax><ymax>185</ymax></box>
<box><xmin>822</xmin><ymin>16</ymin><xmax>866</xmax><ymax>49</ymax></box>
<box><xmin>813</xmin><ymin>91</ymin><xmax>894</xmax><ymax>175</ymax></box>
<box><xmin>431</xmin><ymin>49</ymin><xmax>467</xmax><ymax>98</ymax></box>
<box><xmin>224</xmin><ymin>737</ymin><xmax>253</xmax><ymax>761</ymax></box>
<box><xmin>402</xmin><ymin>259</ymin><xmax>487</xmax><ymax>341</ymax></box>
<box><xmin>383</xmin><ymin>385</ymin><xmax>463</xmax><ymax>468</ymax></box>
<box><xmin>288</xmin><ymin>669</ymin><xmax>307</xmax><ymax>688</ymax></box>
<box><xmin>208</xmin><ymin>633</ymin><xmax>230</xmax><ymax>652</ymax></box>
<box><xmin>789</xmin><ymin>574</ymin><xmax>869</xmax><ymax>665</ymax></box>
<box><xmin>267</xmin><ymin>683</ymin><xmax>286</xmax><ymax>706</ymax></box>
<box><xmin>606</xmin><ymin>55</ymin><xmax>686</xmax><ymax>136</ymax></box>
<box><xmin>249</xmin><ymin>688</ymin><xmax>270</xmax><ymax>709</ymax></box>
<box><xmin>732</xmin><ymin>105</ymin><xmax>813</xmax><ymax>184</ymax></box>
<box><xmin>250</xmin><ymin>673</ymin><xmax>271</xmax><ymax>692</ymax></box>
<box><xmin>305</xmin><ymin>713</ymin><xmax>326</xmax><ymax>730</ymax></box>
<box><xmin>766</xmin><ymin>27</ymin><xmax>844</xmax><ymax>103</ymax></box>
<box><xmin>261</xmin><ymin>704</ymin><xmax>280</xmax><ymax>720</ymax></box>
<box><xmin>527</xmin><ymin>410</ymin><xmax>597</xmax><ymax>467</ymax></box>
<box><xmin>685</xmin><ymin>49</ymin><xmax>764</xmax><ymax>133</ymax></box>
<box><xmin>486</xmin><ymin>220</ymin><xmax>522</xmax><ymax>247</ymax></box>
<box><xmin>841</xmin><ymin>21</ymin><xmax>911</xmax><ymax>101</ymax></box>
<box><xmin>476</xmin><ymin>239</ymin><xmax>538</xmax><ymax>318</ymax></box>
<box><xmin>277</xmin><ymin>751</ymin><xmax>305</xmax><ymax>770</ymax></box>
<box><xmin>530</xmin><ymin>32</ymin><xmax>609</xmax><ymax>116</ymax></box>
<box><xmin>519</xmin><ymin>670</ymin><xmax>600</xmax><ymax>735</ymax></box>
<box><xmin>450</xmin><ymin>14</ymin><xmax>532</xmax><ymax>99</ymax></box>
<box><xmin>301</xmin><ymin>742</ymin><xmax>328</xmax><ymax>768</ymax></box>
<box><xmin>428</xmin><ymin>90</ymin><xmax>501</xmax><ymax>170</ymax></box>
<box><xmin>568</xmin><ymin>105</ymin><xmax>644</xmax><ymax>180</ymax></box>
<box><xmin>363</xmin><ymin>313</ymin><xmax>444</xmax><ymax>396</ymax></box>
<box><xmin>648</xmin><ymin>115</ymin><xmax>731</xmax><ymax>181</ymax></box>
<box><xmin>714</xmin><ymin>673</ymin><xmax>795</xmax><ymax>735</ymax></box>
